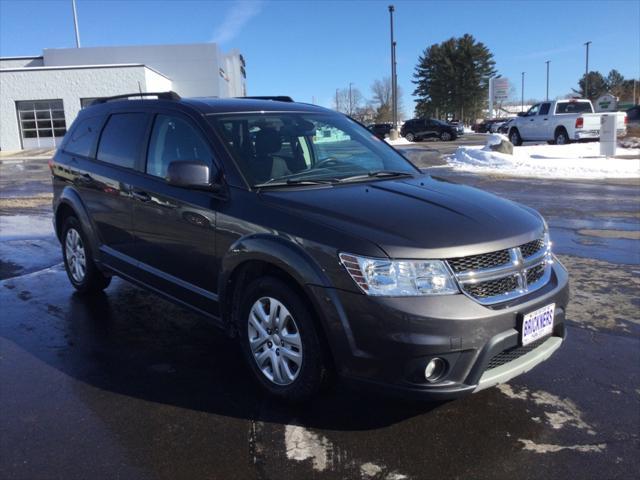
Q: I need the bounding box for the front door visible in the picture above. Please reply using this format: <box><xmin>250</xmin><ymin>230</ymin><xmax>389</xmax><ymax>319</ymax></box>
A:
<box><xmin>130</xmin><ymin>112</ymin><xmax>220</xmax><ymax>313</ymax></box>
<box><xmin>520</xmin><ymin>103</ymin><xmax>541</xmax><ymax>139</ymax></box>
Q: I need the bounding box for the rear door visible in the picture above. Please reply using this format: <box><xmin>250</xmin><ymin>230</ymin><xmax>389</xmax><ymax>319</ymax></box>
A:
<box><xmin>130</xmin><ymin>110</ymin><xmax>220</xmax><ymax>313</ymax></box>
<box><xmin>68</xmin><ymin>111</ymin><xmax>151</xmax><ymax>271</ymax></box>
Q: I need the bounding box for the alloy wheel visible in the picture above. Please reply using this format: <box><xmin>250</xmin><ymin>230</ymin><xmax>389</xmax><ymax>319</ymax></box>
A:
<box><xmin>65</xmin><ymin>228</ymin><xmax>86</xmax><ymax>283</ymax></box>
<box><xmin>247</xmin><ymin>297</ymin><xmax>303</xmax><ymax>385</ymax></box>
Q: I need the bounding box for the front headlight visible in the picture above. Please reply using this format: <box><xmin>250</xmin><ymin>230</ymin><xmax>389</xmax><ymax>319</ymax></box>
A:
<box><xmin>339</xmin><ymin>253</ymin><xmax>459</xmax><ymax>296</ymax></box>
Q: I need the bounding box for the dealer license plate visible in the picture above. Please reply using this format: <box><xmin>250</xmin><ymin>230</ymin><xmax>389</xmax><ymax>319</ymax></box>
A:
<box><xmin>521</xmin><ymin>303</ymin><xmax>555</xmax><ymax>346</ymax></box>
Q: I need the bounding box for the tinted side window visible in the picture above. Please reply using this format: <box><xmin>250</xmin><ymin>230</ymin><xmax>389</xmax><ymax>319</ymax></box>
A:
<box><xmin>64</xmin><ymin>115</ymin><xmax>103</xmax><ymax>157</ymax></box>
<box><xmin>146</xmin><ymin>115</ymin><xmax>212</xmax><ymax>178</ymax></box>
<box><xmin>97</xmin><ymin>113</ymin><xmax>148</xmax><ymax>169</ymax></box>
<box><xmin>539</xmin><ymin>103</ymin><xmax>551</xmax><ymax>115</ymax></box>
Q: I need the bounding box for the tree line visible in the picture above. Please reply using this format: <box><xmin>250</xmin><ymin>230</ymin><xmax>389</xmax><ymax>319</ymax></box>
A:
<box><xmin>333</xmin><ymin>77</ymin><xmax>404</xmax><ymax>124</ymax></box>
<box><xmin>574</xmin><ymin>70</ymin><xmax>637</xmax><ymax>102</ymax></box>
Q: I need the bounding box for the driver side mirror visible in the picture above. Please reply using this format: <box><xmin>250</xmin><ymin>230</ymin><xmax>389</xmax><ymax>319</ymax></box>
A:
<box><xmin>517</xmin><ymin>112</ymin><xmax>526</xmax><ymax>117</ymax></box>
<box><xmin>166</xmin><ymin>161</ymin><xmax>219</xmax><ymax>190</ymax></box>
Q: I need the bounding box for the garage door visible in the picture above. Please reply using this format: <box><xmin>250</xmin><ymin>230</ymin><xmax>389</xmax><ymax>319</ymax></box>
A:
<box><xmin>16</xmin><ymin>100</ymin><xmax>67</xmax><ymax>149</ymax></box>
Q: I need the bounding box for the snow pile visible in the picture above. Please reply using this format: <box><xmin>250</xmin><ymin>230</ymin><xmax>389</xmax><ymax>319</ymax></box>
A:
<box><xmin>486</xmin><ymin>133</ymin><xmax>509</xmax><ymax>146</ymax></box>
<box><xmin>385</xmin><ymin>137</ymin><xmax>414</xmax><ymax>146</ymax></box>
<box><xmin>448</xmin><ymin>142</ymin><xmax>640</xmax><ymax>179</ymax></box>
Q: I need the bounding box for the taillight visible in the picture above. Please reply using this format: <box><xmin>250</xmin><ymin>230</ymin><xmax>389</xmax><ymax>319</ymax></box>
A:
<box><xmin>624</xmin><ymin>115</ymin><xmax>628</xmax><ymax>125</ymax></box>
<box><xmin>575</xmin><ymin>117</ymin><xmax>584</xmax><ymax>129</ymax></box>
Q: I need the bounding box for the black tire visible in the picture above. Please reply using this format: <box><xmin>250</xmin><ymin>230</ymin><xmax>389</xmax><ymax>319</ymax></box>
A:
<box><xmin>509</xmin><ymin>128</ymin><xmax>522</xmax><ymax>146</ymax></box>
<box><xmin>61</xmin><ymin>216</ymin><xmax>111</xmax><ymax>294</ymax></box>
<box><xmin>237</xmin><ymin>276</ymin><xmax>331</xmax><ymax>401</ymax></box>
<box><xmin>547</xmin><ymin>140</ymin><xmax>556</xmax><ymax>145</ymax></box>
<box><xmin>554</xmin><ymin>128</ymin><xmax>570</xmax><ymax>145</ymax></box>
<box><xmin>440</xmin><ymin>131</ymin><xmax>452</xmax><ymax>141</ymax></box>
<box><xmin>405</xmin><ymin>132</ymin><xmax>415</xmax><ymax>142</ymax></box>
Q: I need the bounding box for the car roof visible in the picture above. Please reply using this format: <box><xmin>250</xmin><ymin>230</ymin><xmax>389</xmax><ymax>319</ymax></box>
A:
<box><xmin>80</xmin><ymin>96</ymin><xmax>333</xmax><ymax>117</ymax></box>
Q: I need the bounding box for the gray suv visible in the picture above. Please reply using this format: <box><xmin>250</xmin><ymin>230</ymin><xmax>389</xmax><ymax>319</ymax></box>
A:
<box><xmin>51</xmin><ymin>92</ymin><xmax>569</xmax><ymax>401</ymax></box>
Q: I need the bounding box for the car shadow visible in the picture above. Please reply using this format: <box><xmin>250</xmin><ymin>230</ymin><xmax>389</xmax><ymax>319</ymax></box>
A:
<box><xmin>2</xmin><ymin>275</ymin><xmax>444</xmax><ymax>432</ymax></box>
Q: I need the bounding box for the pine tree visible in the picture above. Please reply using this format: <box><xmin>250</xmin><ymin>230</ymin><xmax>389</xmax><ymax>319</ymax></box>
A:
<box><xmin>413</xmin><ymin>34</ymin><xmax>496</xmax><ymax>122</ymax></box>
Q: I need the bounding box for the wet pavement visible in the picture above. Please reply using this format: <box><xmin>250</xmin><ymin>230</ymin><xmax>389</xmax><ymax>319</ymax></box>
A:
<box><xmin>1</xmin><ymin>153</ymin><xmax>639</xmax><ymax>479</ymax></box>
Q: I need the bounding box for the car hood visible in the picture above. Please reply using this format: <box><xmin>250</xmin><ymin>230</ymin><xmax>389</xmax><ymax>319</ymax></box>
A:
<box><xmin>260</xmin><ymin>175</ymin><xmax>544</xmax><ymax>259</ymax></box>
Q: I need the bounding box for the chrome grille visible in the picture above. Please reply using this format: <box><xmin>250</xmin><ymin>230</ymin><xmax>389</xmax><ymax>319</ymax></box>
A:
<box><xmin>448</xmin><ymin>250</ymin><xmax>510</xmax><ymax>273</ymax></box>
<box><xmin>447</xmin><ymin>236</ymin><xmax>552</xmax><ymax>305</ymax></box>
<box><xmin>465</xmin><ymin>275</ymin><xmax>518</xmax><ymax>299</ymax></box>
<box><xmin>521</xmin><ymin>239</ymin><xmax>545</xmax><ymax>258</ymax></box>
<box><xmin>526</xmin><ymin>264</ymin><xmax>545</xmax><ymax>284</ymax></box>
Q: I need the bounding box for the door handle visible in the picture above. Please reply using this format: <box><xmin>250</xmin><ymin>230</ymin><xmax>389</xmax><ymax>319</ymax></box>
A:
<box><xmin>131</xmin><ymin>190</ymin><xmax>151</xmax><ymax>202</ymax></box>
<box><xmin>530</xmin><ymin>119</ymin><xmax>534</xmax><ymax>122</ymax></box>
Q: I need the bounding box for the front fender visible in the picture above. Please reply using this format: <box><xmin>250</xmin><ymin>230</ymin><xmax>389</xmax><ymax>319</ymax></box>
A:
<box><xmin>219</xmin><ymin>234</ymin><xmax>332</xmax><ymax>298</ymax></box>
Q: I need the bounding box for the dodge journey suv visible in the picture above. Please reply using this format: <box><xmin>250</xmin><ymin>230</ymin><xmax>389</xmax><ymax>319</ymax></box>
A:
<box><xmin>52</xmin><ymin>92</ymin><xmax>569</xmax><ymax>401</ymax></box>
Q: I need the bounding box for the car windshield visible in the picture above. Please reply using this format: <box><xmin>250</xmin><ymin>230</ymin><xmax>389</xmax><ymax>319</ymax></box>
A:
<box><xmin>208</xmin><ymin>112</ymin><xmax>418</xmax><ymax>187</ymax></box>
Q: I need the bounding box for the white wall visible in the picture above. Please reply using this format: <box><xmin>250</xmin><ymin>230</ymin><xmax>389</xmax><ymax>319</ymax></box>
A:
<box><xmin>0</xmin><ymin>65</ymin><xmax>171</xmax><ymax>151</ymax></box>
<box><xmin>44</xmin><ymin>44</ymin><xmax>223</xmax><ymax>98</ymax></box>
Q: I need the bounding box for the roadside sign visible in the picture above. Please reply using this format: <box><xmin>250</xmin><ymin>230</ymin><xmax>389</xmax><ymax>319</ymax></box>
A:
<box><xmin>493</xmin><ymin>78</ymin><xmax>510</xmax><ymax>101</ymax></box>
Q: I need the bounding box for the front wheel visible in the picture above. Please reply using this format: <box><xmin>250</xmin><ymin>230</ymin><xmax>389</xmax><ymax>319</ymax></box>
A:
<box><xmin>509</xmin><ymin>128</ymin><xmax>522</xmax><ymax>146</ymax></box>
<box><xmin>238</xmin><ymin>277</ymin><xmax>331</xmax><ymax>401</ymax></box>
<box><xmin>405</xmin><ymin>133</ymin><xmax>415</xmax><ymax>142</ymax></box>
<box><xmin>440</xmin><ymin>131</ymin><xmax>452</xmax><ymax>141</ymax></box>
<box><xmin>61</xmin><ymin>216</ymin><xmax>111</xmax><ymax>294</ymax></box>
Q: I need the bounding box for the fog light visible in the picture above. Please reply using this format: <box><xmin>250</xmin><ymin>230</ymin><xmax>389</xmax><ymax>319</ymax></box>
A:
<box><xmin>424</xmin><ymin>358</ymin><xmax>446</xmax><ymax>382</ymax></box>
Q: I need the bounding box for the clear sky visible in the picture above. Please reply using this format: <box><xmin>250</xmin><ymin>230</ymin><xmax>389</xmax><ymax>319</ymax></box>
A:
<box><xmin>1</xmin><ymin>0</ymin><xmax>638</xmax><ymax>113</ymax></box>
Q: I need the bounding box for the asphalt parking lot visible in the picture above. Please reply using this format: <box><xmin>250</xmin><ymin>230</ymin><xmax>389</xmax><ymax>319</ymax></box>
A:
<box><xmin>1</xmin><ymin>141</ymin><xmax>639</xmax><ymax>480</ymax></box>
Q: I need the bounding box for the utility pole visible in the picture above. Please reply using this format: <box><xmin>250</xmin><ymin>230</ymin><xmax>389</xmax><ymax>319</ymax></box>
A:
<box><xmin>584</xmin><ymin>41</ymin><xmax>591</xmax><ymax>99</ymax></box>
<box><xmin>521</xmin><ymin>72</ymin><xmax>525</xmax><ymax>112</ymax></box>
<box><xmin>335</xmin><ymin>88</ymin><xmax>339</xmax><ymax>112</ymax></box>
<box><xmin>71</xmin><ymin>0</ymin><xmax>81</xmax><ymax>48</ymax></box>
<box><xmin>388</xmin><ymin>5</ymin><xmax>397</xmax><ymax>128</ymax></box>
<box><xmin>545</xmin><ymin>61</ymin><xmax>550</xmax><ymax>101</ymax></box>
<box><xmin>349</xmin><ymin>82</ymin><xmax>353</xmax><ymax>116</ymax></box>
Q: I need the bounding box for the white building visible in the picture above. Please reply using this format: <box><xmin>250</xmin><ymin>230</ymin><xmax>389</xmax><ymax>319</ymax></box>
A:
<box><xmin>0</xmin><ymin>43</ymin><xmax>247</xmax><ymax>151</ymax></box>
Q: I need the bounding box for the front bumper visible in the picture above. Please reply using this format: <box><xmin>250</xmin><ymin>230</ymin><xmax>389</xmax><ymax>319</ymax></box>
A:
<box><xmin>310</xmin><ymin>261</ymin><xmax>569</xmax><ymax>400</ymax></box>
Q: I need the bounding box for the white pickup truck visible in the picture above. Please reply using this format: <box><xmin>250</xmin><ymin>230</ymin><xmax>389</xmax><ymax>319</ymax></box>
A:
<box><xmin>507</xmin><ymin>99</ymin><xmax>627</xmax><ymax>145</ymax></box>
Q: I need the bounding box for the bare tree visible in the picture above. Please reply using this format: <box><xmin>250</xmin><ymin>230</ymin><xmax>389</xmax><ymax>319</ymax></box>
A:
<box><xmin>370</xmin><ymin>77</ymin><xmax>404</xmax><ymax>123</ymax></box>
<box><xmin>333</xmin><ymin>86</ymin><xmax>364</xmax><ymax>116</ymax></box>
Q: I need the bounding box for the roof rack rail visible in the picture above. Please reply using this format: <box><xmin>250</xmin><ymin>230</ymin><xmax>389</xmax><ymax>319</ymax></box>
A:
<box><xmin>237</xmin><ymin>96</ymin><xmax>294</xmax><ymax>103</ymax></box>
<box><xmin>92</xmin><ymin>91</ymin><xmax>181</xmax><ymax>105</ymax></box>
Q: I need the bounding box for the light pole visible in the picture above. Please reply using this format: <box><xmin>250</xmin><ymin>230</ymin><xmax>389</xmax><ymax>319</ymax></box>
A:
<box><xmin>521</xmin><ymin>72</ymin><xmax>525</xmax><ymax>112</ymax></box>
<box><xmin>348</xmin><ymin>82</ymin><xmax>353</xmax><ymax>116</ymax></box>
<box><xmin>71</xmin><ymin>0</ymin><xmax>81</xmax><ymax>48</ymax></box>
<box><xmin>545</xmin><ymin>61</ymin><xmax>550</xmax><ymax>101</ymax></box>
<box><xmin>335</xmin><ymin>88</ymin><xmax>339</xmax><ymax>112</ymax></box>
<box><xmin>584</xmin><ymin>41</ymin><xmax>591</xmax><ymax>99</ymax></box>
<box><xmin>388</xmin><ymin>5</ymin><xmax>396</xmax><ymax>128</ymax></box>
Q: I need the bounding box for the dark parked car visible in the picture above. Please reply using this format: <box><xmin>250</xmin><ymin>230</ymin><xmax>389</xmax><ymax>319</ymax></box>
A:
<box><xmin>401</xmin><ymin>118</ymin><xmax>458</xmax><ymax>141</ymax></box>
<box><xmin>52</xmin><ymin>92</ymin><xmax>569</xmax><ymax>401</ymax></box>
<box><xmin>448</xmin><ymin>120</ymin><xmax>465</xmax><ymax>136</ymax></box>
<box><xmin>367</xmin><ymin>123</ymin><xmax>393</xmax><ymax>140</ymax></box>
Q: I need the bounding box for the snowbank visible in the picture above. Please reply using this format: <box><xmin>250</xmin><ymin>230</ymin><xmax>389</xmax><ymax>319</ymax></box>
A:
<box><xmin>385</xmin><ymin>137</ymin><xmax>414</xmax><ymax>146</ymax></box>
<box><xmin>448</xmin><ymin>142</ymin><xmax>640</xmax><ymax>179</ymax></box>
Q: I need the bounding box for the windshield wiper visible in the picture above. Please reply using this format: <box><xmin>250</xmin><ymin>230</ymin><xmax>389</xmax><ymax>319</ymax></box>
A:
<box><xmin>254</xmin><ymin>178</ymin><xmax>338</xmax><ymax>189</ymax></box>
<box><xmin>338</xmin><ymin>170</ymin><xmax>415</xmax><ymax>183</ymax></box>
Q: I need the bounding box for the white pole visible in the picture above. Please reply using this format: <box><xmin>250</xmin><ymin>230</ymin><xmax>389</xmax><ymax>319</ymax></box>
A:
<box><xmin>72</xmin><ymin>0</ymin><xmax>81</xmax><ymax>48</ymax></box>
<box><xmin>488</xmin><ymin>77</ymin><xmax>494</xmax><ymax>118</ymax></box>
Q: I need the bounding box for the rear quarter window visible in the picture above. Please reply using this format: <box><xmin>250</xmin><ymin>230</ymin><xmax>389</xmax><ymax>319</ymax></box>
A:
<box><xmin>97</xmin><ymin>113</ymin><xmax>149</xmax><ymax>169</ymax></box>
<box><xmin>64</xmin><ymin>115</ymin><xmax>104</xmax><ymax>158</ymax></box>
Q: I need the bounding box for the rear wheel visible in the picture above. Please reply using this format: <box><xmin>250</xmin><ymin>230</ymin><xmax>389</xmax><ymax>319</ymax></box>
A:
<box><xmin>554</xmin><ymin>128</ymin><xmax>570</xmax><ymax>145</ymax></box>
<box><xmin>237</xmin><ymin>276</ymin><xmax>330</xmax><ymax>401</ymax></box>
<box><xmin>61</xmin><ymin>216</ymin><xmax>111</xmax><ymax>294</ymax></box>
<box><xmin>405</xmin><ymin>132</ymin><xmax>415</xmax><ymax>142</ymax></box>
<box><xmin>509</xmin><ymin>128</ymin><xmax>522</xmax><ymax>146</ymax></box>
